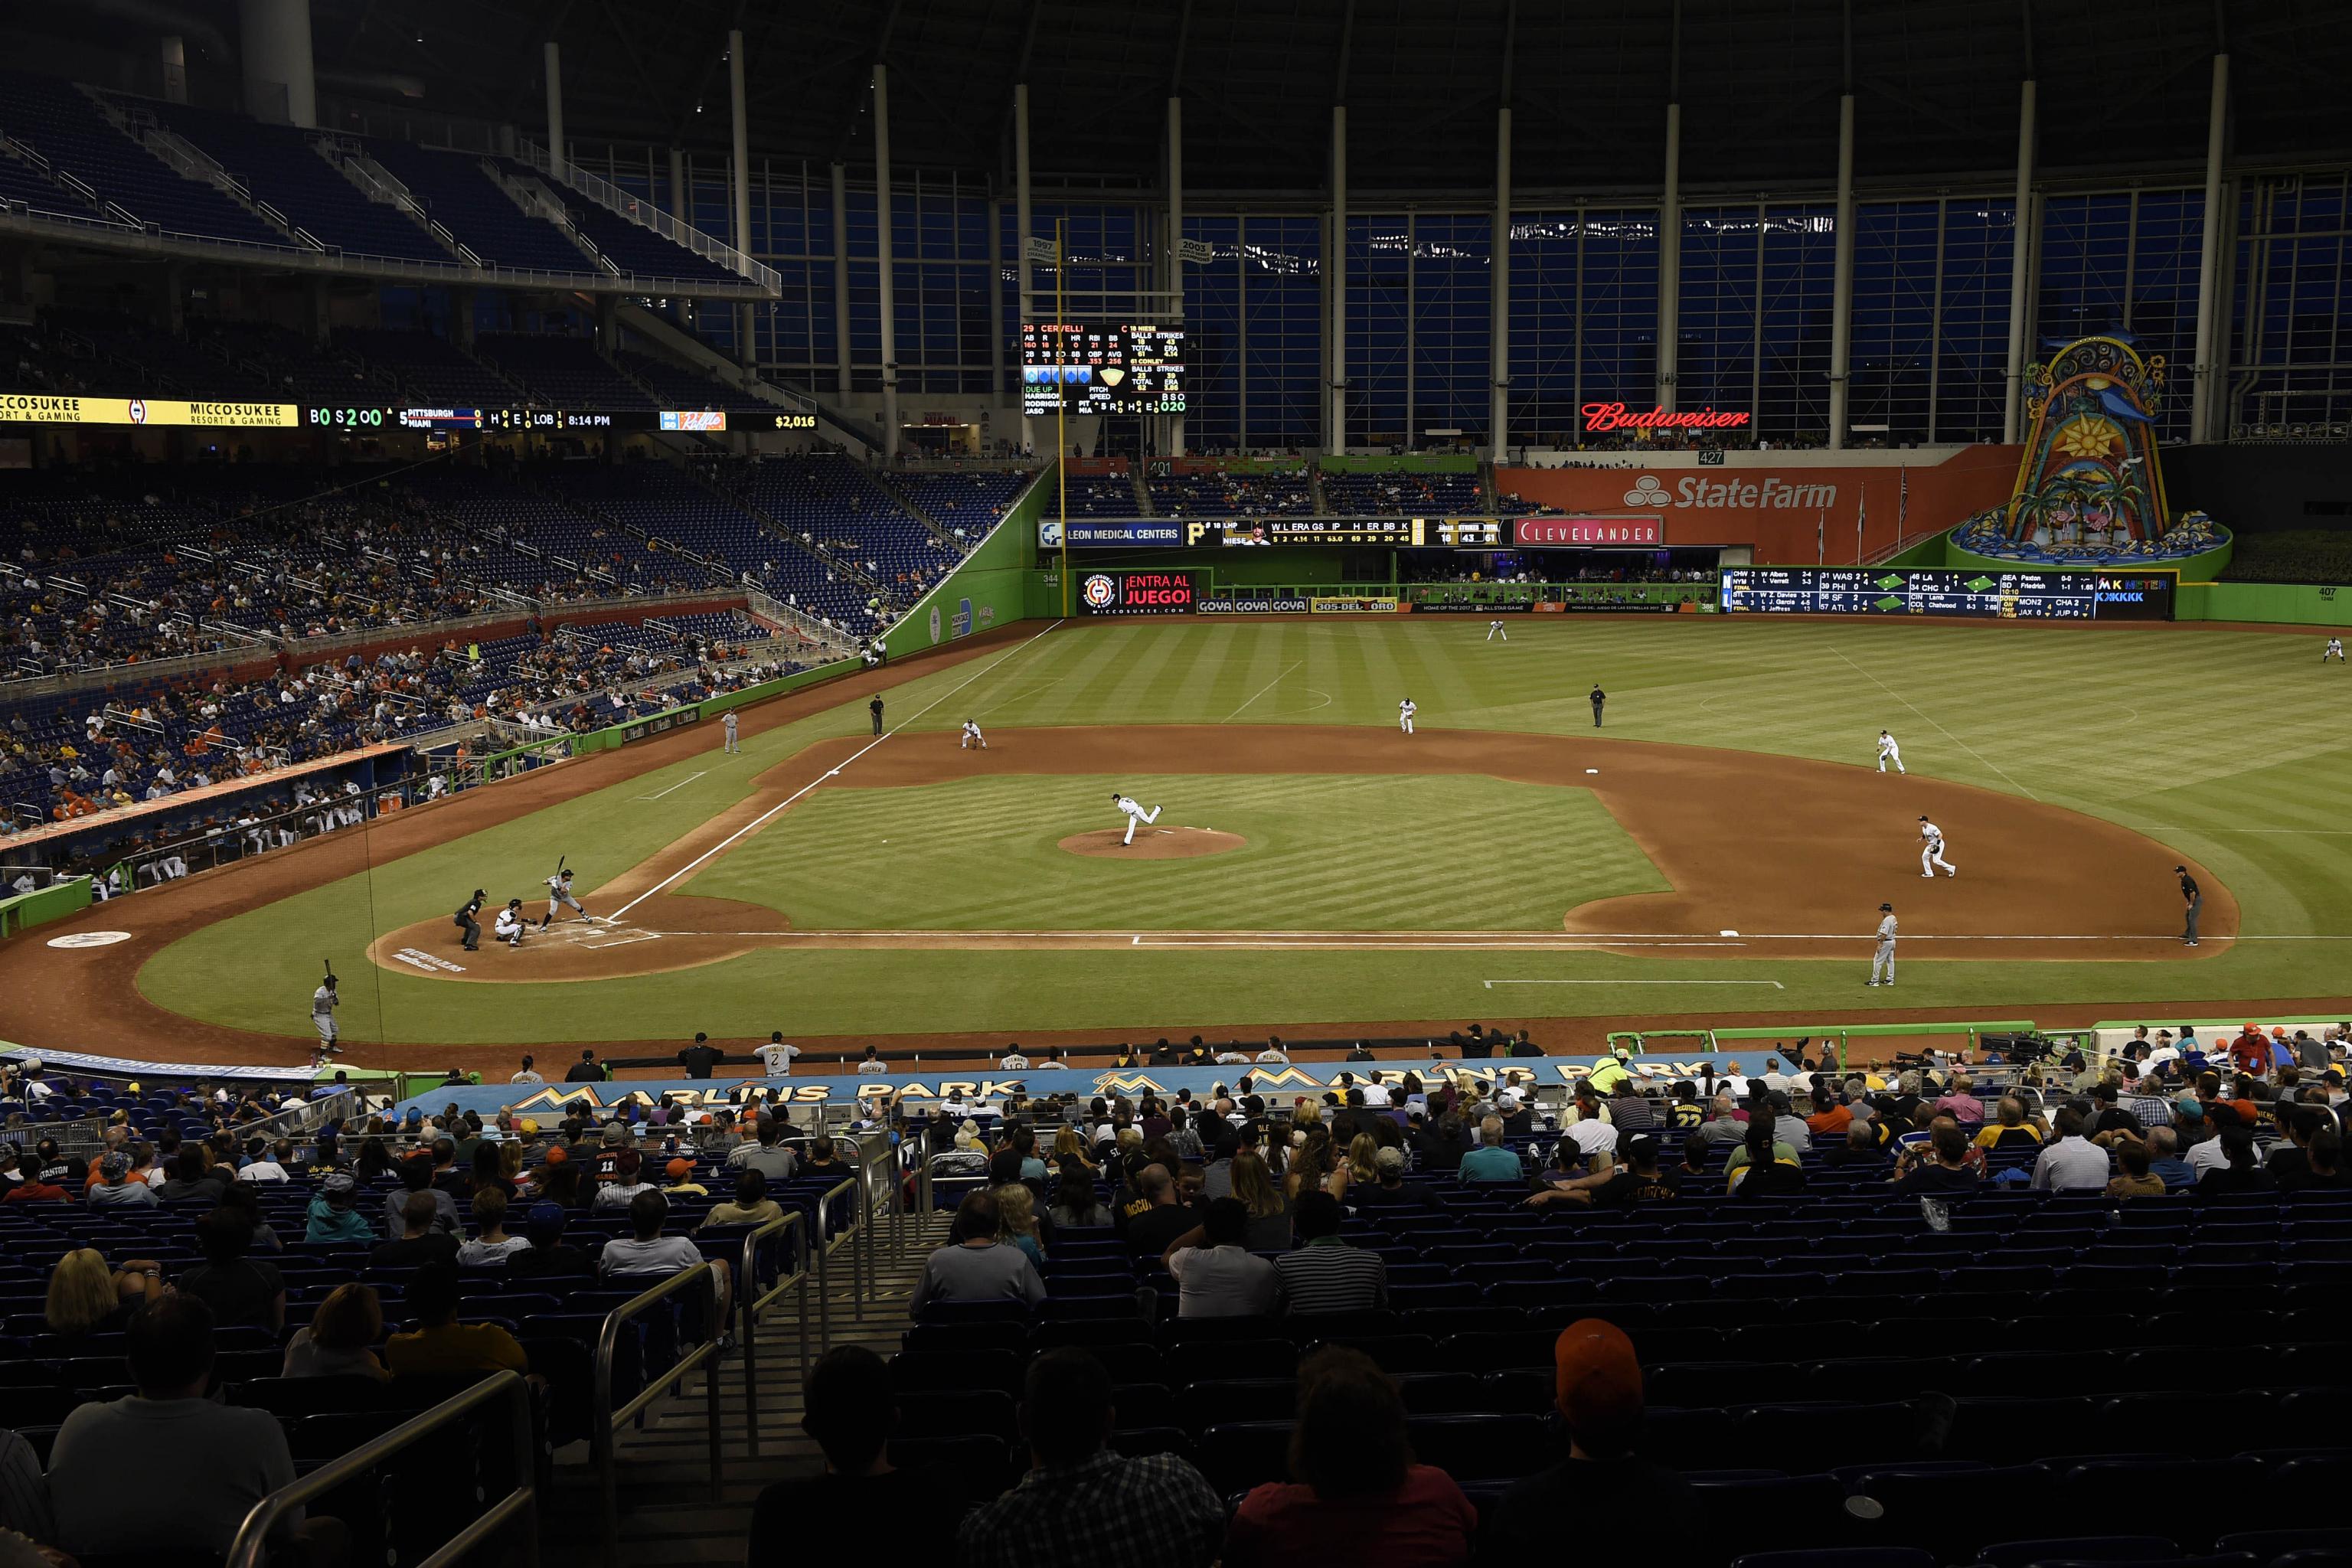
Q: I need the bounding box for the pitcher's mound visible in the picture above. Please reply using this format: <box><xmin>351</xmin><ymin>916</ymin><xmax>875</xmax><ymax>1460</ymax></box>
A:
<box><xmin>1060</xmin><ymin>827</ymin><xmax>1246</xmax><ymax>860</ymax></box>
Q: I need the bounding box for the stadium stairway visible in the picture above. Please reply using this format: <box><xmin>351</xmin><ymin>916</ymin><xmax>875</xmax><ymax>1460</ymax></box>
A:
<box><xmin>871</xmin><ymin>471</ymin><xmax>969</xmax><ymax>551</ymax></box>
<box><xmin>538</xmin><ymin>1210</ymin><xmax>950</xmax><ymax>1566</ymax></box>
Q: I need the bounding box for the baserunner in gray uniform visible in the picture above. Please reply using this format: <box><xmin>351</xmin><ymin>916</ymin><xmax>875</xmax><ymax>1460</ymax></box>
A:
<box><xmin>1867</xmin><ymin>903</ymin><xmax>1897</xmax><ymax>987</ymax></box>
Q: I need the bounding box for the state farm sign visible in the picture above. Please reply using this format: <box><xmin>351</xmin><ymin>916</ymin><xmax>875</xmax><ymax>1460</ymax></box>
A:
<box><xmin>1515</xmin><ymin>516</ymin><xmax>1665</xmax><ymax>547</ymax></box>
<box><xmin>1637</xmin><ymin>474</ymin><xmax>1841</xmax><ymax>511</ymax></box>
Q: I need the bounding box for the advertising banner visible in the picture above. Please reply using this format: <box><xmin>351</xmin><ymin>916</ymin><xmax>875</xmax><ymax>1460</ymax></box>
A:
<box><xmin>1198</xmin><ymin>596</ymin><xmax>1310</xmax><ymax>614</ymax></box>
<box><xmin>1310</xmin><ymin>596</ymin><xmax>1403</xmax><ymax>615</ymax></box>
<box><xmin>0</xmin><ymin>395</ymin><xmax>299</xmax><ymax>427</ymax></box>
<box><xmin>1412</xmin><ymin>600</ymin><xmax>1535</xmax><ymax>613</ymax></box>
<box><xmin>1039</xmin><ymin>519</ymin><xmax>1184</xmax><ymax>547</ymax></box>
<box><xmin>1079</xmin><ymin>570</ymin><xmax>1196</xmax><ymax>616</ymax></box>
<box><xmin>1515</xmin><ymin>515</ymin><xmax>1668</xmax><ymax>547</ymax></box>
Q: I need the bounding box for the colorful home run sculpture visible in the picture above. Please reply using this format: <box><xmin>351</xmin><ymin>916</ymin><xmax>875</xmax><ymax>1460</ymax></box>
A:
<box><xmin>1949</xmin><ymin>333</ymin><xmax>2226</xmax><ymax>567</ymax></box>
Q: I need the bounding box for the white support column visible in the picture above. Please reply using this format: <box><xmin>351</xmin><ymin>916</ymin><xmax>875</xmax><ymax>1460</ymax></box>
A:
<box><xmin>2190</xmin><ymin>54</ymin><xmax>2230</xmax><ymax>443</ymax></box>
<box><xmin>2001</xmin><ymin>79</ymin><xmax>2037</xmax><ymax>443</ymax></box>
<box><xmin>831</xmin><ymin>163</ymin><xmax>852</xmax><ymax>397</ymax></box>
<box><xmin>237</xmin><ymin>0</ymin><xmax>316</xmax><ymax>127</ymax></box>
<box><xmin>1656</xmin><ymin>101</ymin><xmax>1681</xmax><ymax>412</ymax></box>
<box><xmin>988</xmin><ymin>196</ymin><xmax>1007</xmax><ymax>410</ymax></box>
<box><xmin>1328</xmin><ymin>104</ymin><xmax>1347</xmax><ymax>452</ymax></box>
<box><xmin>1489</xmin><ymin>106</ymin><xmax>1512</xmax><ymax>456</ymax></box>
<box><xmin>873</xmin><ymin>64</ymin><xmax>899</xmax><ymax>459</ymax></box>
<box><xmin>1167</xmin><ymin>95</ymin><xmax>1186</xmax><ymax>457</ymax></box>
<box><xmin>729</xmin><ymin>30</ymin><xmax>753</xmax><ymax>373</ymax></box>
<box><xmin>669</xmin><ymin>148</ymin><xmax>691</xmax><ymax>327</ymax></box>
<box><xmin>544</xmin><ymin>42</ymin><xmax>566</xmax><ymax>179</ymax></box>
<box><xmin>160</xmin><ymin>37</ymin><xmax>188</xmax><ymax>104</ymax></box>
<box><xmin>1014</xmin><ymin>83</ymin><xmax>1035</xmax><ymax>456</ymax></box>
<box><xmin>1826</xmin><ymin>93</ymin><xmax>1856</xmax><ymax>450</ymax></box>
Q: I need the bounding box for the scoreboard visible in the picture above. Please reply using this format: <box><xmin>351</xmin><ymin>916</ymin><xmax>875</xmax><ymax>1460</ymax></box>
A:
<box><xmin>1020</xmin><ymin>322</ymin><xmax>1187</xmax><ymax>416</ymax></box>
<box><xmin>1719</xmin><ymin>567</ymin><xmax>2175</xmax><ymax>621</ymax></box>
<box><xmin>1180</xmin><ymin>518</ymin><xmax>1504</xmax><ymax>547</ymax></box>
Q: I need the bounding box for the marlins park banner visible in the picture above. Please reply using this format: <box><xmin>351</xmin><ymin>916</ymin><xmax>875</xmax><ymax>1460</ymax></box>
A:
<box><xmin>390</xmin><ymin>1054</ymin><xmax>1800</xmax><ymax>1119</ymax></box>
<box><xmin>0</xmin><ymin>394</ymin><xmax>300</xmax><ymax>427</ymax></box>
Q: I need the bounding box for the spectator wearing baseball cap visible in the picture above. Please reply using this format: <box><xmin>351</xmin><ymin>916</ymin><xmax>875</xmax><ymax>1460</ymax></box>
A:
<box><xmin>86</xmin><ymin>1150</ymin><xmax>158</xmax><ymax>1207</ymax></box>
<box><xmin>1478</xmin><ymin>1319</ymin><xmax>1696</xmax><ymax>1561</ymax></box>
<box><xmin>590</xmin><ymin>1148</ymin><xmax>655</xmax><ymax>1210</ymax></box>
<box><xmin>662</xmin><ymin>1158</ymin><xmax>709</xmax><ymax>1197</ymax></box>
<box><xmin>304</xmin><ymin>1173</ymin><xmax>376</xmax><ymax>1244</ymax></box>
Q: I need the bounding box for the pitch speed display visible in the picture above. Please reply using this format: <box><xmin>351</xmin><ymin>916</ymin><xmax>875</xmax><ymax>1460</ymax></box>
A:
<box><xmin>1720</xmin><ymin>567</ymin><xmax>2175</xmax><ymax>621</ymax></box>
<box><xmin>1021</xmin><ymin>322</ymin><xmax>1187</xmax><ymax>416</ymax></box>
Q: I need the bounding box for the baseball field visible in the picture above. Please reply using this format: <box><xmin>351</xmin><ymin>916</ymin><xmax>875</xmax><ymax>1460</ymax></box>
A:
<box><xmin>15</xmin><ymin>611</ymin><xmax>2352</xmax><ymax>1062</ymax></box>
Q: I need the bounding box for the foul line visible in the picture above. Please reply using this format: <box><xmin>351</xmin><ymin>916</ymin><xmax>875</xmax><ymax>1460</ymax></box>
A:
<box><xmin>1223</xmin><ymin>659</ymin><xmax>1304</xmax><ymax>722</ymax></box>
<box><xmin>606</xmin><ymin>619</ymin><xmax>1067</xmax><ymax>922</ymax></box>
<box><xmin>1486</xmin><ymin>978</ymin><xmax>1786</xmax><ymax>989</ymax></box>
<box><xmin>635</xmin><ymin>769</ymin><xmax>707</xmax><ymax>802</ymax></box>
<box><xmin>1831</xmin><ymin>647</ymin><xmax>2041</xmax><ymax>801</ymax></box>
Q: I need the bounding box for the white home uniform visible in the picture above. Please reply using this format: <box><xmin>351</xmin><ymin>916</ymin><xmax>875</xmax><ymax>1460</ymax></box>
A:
<box><xmin>961</xmin><ymin>720</ymin><xmax>986</xmax><ymax>750</ymax></box>
<box><xmin>494</xmin><ymin>905</ymin><xmax>527</xmax><ymax>946</ymax></box>
<box><xmin>1113</xmin><ymin>794</ymin><xmax>1161</xmax><ymax>844</ymax></box>
<box><xmin>544</xmin><ymin>872</ymin><xmax>587</xmax><ymax>926</ymax></box>
<box><xmin>756</xmin><ymin>1041</ymin><xmax>802</xmax><ymax>1076</ymax></box>
<box><xmin>1919</xmin><ymin>818</ymin><xmax>1955</xmax><ymax>877</ymax></box>
<box><xmin>1486</xmin><ymin>619</ymin><xmax>1508</xmax><ymax>642</ymax></box>
<box><xmin>1868</xmin><ymin>907</ymin><xmax>1898</xmax><ymax>985</ymax></box>
<box><xmin>2328</xmin><ymin>639</ymin><xmax>2345</xmax><ymax>663</ymax></box>
<box><xmin>1877</xmin><ymin>731</ymin><xmax>1905</xmax><ymax>774</ymax></box>
<box><xmin>1398</xmin><ymin>699</ymin><xmax>1417</xmax><ymax>735</ymax></box>
<box><xmin>311</xmin><ymin>984</ymin><xmax>338</xmax><ymax>1049</ymax></box>
<box><xmin>722</xmin><ymin>711</ymin><xmax>740</xmax><ymax>753</ymax></box>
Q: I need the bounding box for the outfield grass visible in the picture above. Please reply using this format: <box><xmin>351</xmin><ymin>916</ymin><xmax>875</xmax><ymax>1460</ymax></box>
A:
<box><xmin>136</xmin><ymin>615</ymin><xmax>2352</xmax><ymax>1044</ymax></box>
<box><xmin>681</xmin><ymin>772</ymin><xmax>1666</xmax><ymax>929</ymax></box>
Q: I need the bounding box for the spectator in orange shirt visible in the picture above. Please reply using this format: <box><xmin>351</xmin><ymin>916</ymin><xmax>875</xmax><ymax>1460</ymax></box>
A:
<box><xmin>1804</xmin><ymin>1087</ymin><xmax>1854</xmax><ymax>1138</ymax></box>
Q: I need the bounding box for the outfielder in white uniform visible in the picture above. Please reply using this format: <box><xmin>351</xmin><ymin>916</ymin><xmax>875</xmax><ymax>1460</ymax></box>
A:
<box><xmin>1867</xmin><ymin>903</ymin><xmax>1898</xmax><ymax>986</ymax></box>
<box><xmin>1399</xmin><ymin>699</ymin><xmax>1417</xmax><ymax>736</ymax></box>
<box><xmin>1877</xmin><ymin>730</ymin><xmax>1905</xmax><ymax>774</ymax></box>
<box><xmin>494</xmin><ymin>899</ymin><xmax>528</xmax><ymax>946</ymax></box>
<box><xmin>1112</xmin><ymin>792</ymin><xmax>1161</xmax><ymax>845</ymax></box>
<box><xmin>961</xmin><ymin>719</ymin><xmax>986</xmax><ymax>750</ymax></box>
<box><xmin>542</xmin><ymin>868</ymin><xmax>588</xmax><ymax>929</ymax></box>
<box><xmin>1486</xmin><ymin>619</ymin><xmax>1508</xmax><ymax>642</ymax></box>
<box><xmin>1919</xmin><ymin>815</ymin><xmax>1955</xmax><ymax>877</ymax></box>
<box><xmin>2328</xmin><ymin>638</ymin><xmax>2344</xmax><ymax>663</ymax></box>
<box><xmin>722</xmin><ymin>710</ymin><xmax>740</xmax><ymax>753</ymax></box>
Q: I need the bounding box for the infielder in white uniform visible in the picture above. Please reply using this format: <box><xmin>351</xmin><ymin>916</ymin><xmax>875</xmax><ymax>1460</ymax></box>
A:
<box><xmin>722</xmin><ymin>710</ymin><xmax>740</xmax><ymax>753</ymax></box>
<box><xmin>542</xmin><ymin>867</ymin><xmax>588</xmax><ymax>929</ymax></box>
<box><xmin>1867</xmin><ymin>902</ymin><xmax>1897</xmax><ymax>985</ymax></box>
<box><xmin>1486</xmin><ymin>619</ymin><xmax>1508</xmax><ymax>642</ymax></box>
<box><xmin>494</xmin><ymin>898</ymin><xmax>528</xmax><ymax>946</ymax></box>
<box><xmin>1398</xmin><ymin>698</ymin><xmax>1417</xmax><ymax>735</ymax></box>
<box><xmin>2328</xmin><ymin>638</ymin><xmax>2344</xmax><ymax>663</ymax></box>
<box><xmin>1111</xmin><ymin>792</ymin><xmax>1161</xmax><ymax>845</ymax></box>
<box><xmin>961</xmin><ymin>719</ymin><xmax>986</xmax><ymax>750</ymax></box>
<box><xmin>1877</xmin><ymin>730</ymin><xmax>1905</xmax><ymax>774</ymax></box>
<box><xmin>1919</xmin><ymin>815</ymin><xmax>1955</xmax><ymax>877</ymax></box>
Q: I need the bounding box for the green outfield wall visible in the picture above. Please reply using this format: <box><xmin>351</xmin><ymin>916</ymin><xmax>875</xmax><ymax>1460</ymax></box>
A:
<box><xmin>2176</xmin><ymin>581</ymin><xmax>2352</xmax><ymax>626</ymax></box>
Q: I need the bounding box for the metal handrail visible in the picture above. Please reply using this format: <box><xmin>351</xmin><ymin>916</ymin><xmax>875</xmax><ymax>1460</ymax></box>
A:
<box><xmin>735</xmin><ymin>1208</ymin><xmax>808</xmax><ymax>1459</ymax></box>
<box><xmin>226</xmin><ymin>1368</ymin><xmax>536</xmax><ymax>1568</ymax></box>
<box><xmin>592</xmin><ymin>1260</ymin><xmax>723</xmax><ymax>1568</ymax></box>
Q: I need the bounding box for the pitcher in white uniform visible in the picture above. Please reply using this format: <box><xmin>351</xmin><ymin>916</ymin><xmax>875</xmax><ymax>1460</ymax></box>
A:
<box><xmin>1112</xmin><ymin>792</ymin><xmax>1161</xmax><ymax>845</ymax></box>
<box><xmin>1919</xmin><ymin>815</ymin><xmax>1955</xmax><ymax>877</ymax></box>
<box><xmin>1877</xmin><ymin>730</ymin><xmax>1904</xmax><ymax>774</ymax></box>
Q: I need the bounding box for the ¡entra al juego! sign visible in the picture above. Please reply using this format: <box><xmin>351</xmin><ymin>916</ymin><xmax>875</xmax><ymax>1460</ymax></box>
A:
<box><xmin>1079</xmin><ymin>570</ymin><xmax>1197</xmax><ymax>616</ymax></box>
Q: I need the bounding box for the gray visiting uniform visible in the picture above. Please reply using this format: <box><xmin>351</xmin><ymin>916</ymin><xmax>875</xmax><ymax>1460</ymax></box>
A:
<box><xmin>1870</xmin><ymin>912</ymin><xmax>1897</xmax><ymax>985</ymax></box>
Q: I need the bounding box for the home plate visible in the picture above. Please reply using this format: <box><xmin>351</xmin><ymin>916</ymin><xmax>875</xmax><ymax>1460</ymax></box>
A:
<box><xmin>1586</xmin><ymin>768</ymin><xmax>1599</xmax><ymax>774</ymax></box>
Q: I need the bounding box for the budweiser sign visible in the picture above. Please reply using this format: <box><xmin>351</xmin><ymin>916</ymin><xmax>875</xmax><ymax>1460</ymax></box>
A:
<box><xmin>1581</xmin><ymin>401</ymin><xmax>1753</xmax><ymax>433</ymax></box>
<box><xmin>1515</xmin><ymin>516</ymin><xmax>1665</xmax><ymax>547</ymax></box>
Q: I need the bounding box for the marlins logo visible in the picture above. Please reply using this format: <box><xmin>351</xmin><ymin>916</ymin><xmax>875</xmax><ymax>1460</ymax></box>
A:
<box><xmin>1082</xmin><ymin>573</ymin><xmax>1118</xmax><ymax>609</ymax></box>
